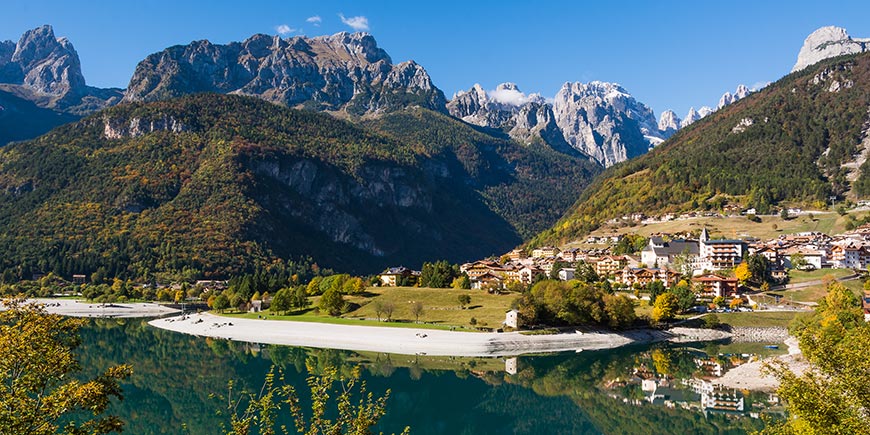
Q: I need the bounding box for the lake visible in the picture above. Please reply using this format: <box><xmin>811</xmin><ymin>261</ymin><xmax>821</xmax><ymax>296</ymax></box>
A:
<box><xmin>77</xmin><ymin>319</ymin><xmax>782</xmax><ymax>435</ymax></box>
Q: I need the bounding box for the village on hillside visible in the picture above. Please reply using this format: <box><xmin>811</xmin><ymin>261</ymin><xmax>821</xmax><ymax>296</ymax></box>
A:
<box><xmin>382</xmin><ymin>220</ymin><xmax>870</xmax><ymax>321</ymax></box>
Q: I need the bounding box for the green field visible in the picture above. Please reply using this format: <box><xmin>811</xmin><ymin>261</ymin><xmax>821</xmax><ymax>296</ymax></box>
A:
<box><xmin>580</xmin><ymin>211</ymin><xmax>867</xmax><ymax>242</ymax></box>
<box><xmin>765</xmin><ymin>277</ymin><xmax>864</xmax><ymax>304</ymax></box>
<box><xmin>787</xmin><ymin>268</ymin><xmax>853</xmax><ymax>284</ymax></box>
<box><xmin>224</xmin><ymin>286</ymin><xmax>520</xmax><ymax>331</ymax></box>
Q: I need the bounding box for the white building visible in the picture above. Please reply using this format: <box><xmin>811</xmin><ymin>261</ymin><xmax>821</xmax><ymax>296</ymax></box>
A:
<box><xmin>504</xmin><ymin>309</ymin><xmax>520</xmax><ymax>329</ymax></box>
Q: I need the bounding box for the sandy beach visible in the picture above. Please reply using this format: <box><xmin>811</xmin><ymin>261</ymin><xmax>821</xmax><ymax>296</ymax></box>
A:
<box><xmin>28</xmin><ymin>298</ymin><xmax>180</xmax><ymax>318</ymax></box>
<box><xmin>149</xmin><ymin>312</ymin><xmax>731</xmax><ymax>357</ymax></box>
<box><xmin>715</xmin><ymin>336</ymin><xmax>808</xmax><ymax>391</ymax></box>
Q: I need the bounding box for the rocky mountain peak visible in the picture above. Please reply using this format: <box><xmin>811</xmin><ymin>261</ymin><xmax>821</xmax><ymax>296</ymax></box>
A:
<box><xmin>123</xmin><ymin>31</ymin><xmax>444</xmax><ymax>115</ymax></box>
<box><xmin>679</xmin><ymin>106</ymin><xmax>715</xmax><ymax>128</ymax></box>
<box><xmin>553</xmin><ymin>80</ymin><xmax>660</xmax><ymax>167</ymax></box>
<box><xmin>717</xmin><ymin>84</ymin><xmax>752</xmax><ymax>109</ymax></box>
<box><xmin>658</xmin><ymin>110</ymin><xmax>681</xmax><ymax>138</ymax></box>
<box><xmin>1</xmin><ymin>24</ymin><xmax>86</xmax><ymax>97</ymax></box>
<box><xmin>311</xmin><ymin>31</ymin><xmax>391</xmax><ymax>65</ymax></box>
<box><xmin>792</xmin><ymin>26</ymin><xmax>870</xmax><ymax>72</ymax></box>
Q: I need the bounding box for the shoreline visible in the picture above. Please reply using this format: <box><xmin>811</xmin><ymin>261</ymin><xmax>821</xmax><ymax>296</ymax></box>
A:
<box><xmin>715</xmin><ymin>335</ymin><xmax>807</xmax><ymax>391</ymax></box>
<box><xmin>148</xmin><ymin>312</ymin><xmax>731</xmax><ymax>357</ymax></box>
<box><xmin>29</xmin><ymin>298</ymin><xmax>180</xmax><ymax>318</ymax></box>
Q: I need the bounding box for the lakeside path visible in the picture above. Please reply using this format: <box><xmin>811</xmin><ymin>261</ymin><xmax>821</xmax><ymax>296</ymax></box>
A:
<box><xmin>149</xmin><ymin>312</ymin><xmax>731</xmax><ymax>357</ymax></box>
<box><xmin>30</xmin><ymin>298</ymin><xmax>180</xmax><ymax>318</ymax></box>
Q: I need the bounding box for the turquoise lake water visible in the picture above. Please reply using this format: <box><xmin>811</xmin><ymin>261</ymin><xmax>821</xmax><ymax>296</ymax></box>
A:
<box><xmin>77</xmin><ymin>319</ymin><xmax>783</xmax><ymax>435</ymax></box>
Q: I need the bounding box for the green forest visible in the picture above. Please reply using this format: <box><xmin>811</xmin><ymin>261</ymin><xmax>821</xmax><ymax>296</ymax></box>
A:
<box><xmin>0</xmin><ymin>94</ymin><xmax>596</xmax><ymax>281</ymax></box>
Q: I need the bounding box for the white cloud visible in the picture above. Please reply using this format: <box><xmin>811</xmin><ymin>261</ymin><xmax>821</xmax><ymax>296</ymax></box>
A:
<box><xmin>489</xmin><ymin>86</ymin><xmax>542</xmax><ymax>106</ymax></box>
<box><xmin>306</xmin><ymin>15</ymin><xmax>322</xmax><ymax>26</ymax></box>
<box><xmin>339</xmin><ymin>13</ymin><xmax>369</xmax><ymax>31</ymax></box>
<box><xmin>275</xmin><ymin>24</ymin><xmax>296</xmax><ymax>35</ymax></box>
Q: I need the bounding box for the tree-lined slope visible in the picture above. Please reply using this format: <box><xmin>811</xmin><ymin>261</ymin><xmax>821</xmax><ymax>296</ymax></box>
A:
<box><xmin>0</xmin><ymin>94</ymin><xmax>597</xmax><ymax>278</ymax></box>
<box><xmin>534</xmin><ymin>52</ymin><xmax>870</xmax><ymax>246</ymax></box>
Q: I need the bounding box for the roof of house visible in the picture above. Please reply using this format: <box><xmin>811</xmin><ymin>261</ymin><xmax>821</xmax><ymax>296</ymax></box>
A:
<box><xmin>644</xmin><ymin>239</ymin><xmax>700</xmax><ymax>256</ymax></box>
<box><xmin>703</xmin><ymin>239</ymin><xmax>746</xmax><ymax>245</ymax></box>
<box><xmin>693</xmin><ymin>274</ymin><xmax>737</xmax><ymax>283</ymax></box>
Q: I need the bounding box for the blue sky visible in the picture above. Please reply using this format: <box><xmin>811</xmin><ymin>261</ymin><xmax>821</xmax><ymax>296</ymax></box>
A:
<box><xmin>4</xmin><ymin>0</ymin><xmax>870</xmax><ymax>119</ymax></box>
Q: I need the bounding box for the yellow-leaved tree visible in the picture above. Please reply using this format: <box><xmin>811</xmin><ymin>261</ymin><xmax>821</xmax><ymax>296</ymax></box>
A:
<box><xmin>0</xmin><ymin>299</ymin><xmax>132</xmax><ymax>435</ymax></box>
<box><xmin>735</xmin><ymin>262</ymin><xmax>752</xmax><ymax>285</ymax></box>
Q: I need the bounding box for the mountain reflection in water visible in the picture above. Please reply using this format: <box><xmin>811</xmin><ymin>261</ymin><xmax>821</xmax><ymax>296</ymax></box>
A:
<box><xmin>77</xmin><ymin>319</ymin><xmax>781</xmax><ymax>435</ymax></box>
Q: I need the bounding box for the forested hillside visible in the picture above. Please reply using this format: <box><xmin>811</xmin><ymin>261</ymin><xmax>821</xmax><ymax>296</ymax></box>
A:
<box><xmin>0</xmin><ymin>94</ymin><xmax>597</xmax><ymax>280</ymax></box>
<box><xmin>533</xmin><ymin>52</ymin><xmax>870</xmax><ymax>246</ymax></box>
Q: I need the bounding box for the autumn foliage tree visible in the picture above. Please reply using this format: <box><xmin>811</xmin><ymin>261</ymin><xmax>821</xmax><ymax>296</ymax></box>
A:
<box><xmin>735</xmin><ymin>262</ymin><xmax>752</xmax><ymax>285</ymax></box>
<box><xmin>0</xmin><ymin>299</ymin><xmax>132</xmax><ymax>435</ymax></box>
<box><xmin>761</xmin><ymin>282</ymin><xmax>870</xmax><ymax>434</ymax></box>
<box><xmin>651</xmin><ymin>292</ymin><xmax>679</xmax><ymax>323</ymax></box>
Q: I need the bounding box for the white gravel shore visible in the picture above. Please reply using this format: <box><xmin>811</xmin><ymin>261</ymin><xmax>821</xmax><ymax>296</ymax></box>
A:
<box><xmin>29</xmin><ymin>298</ymin><xmax>180</xmax><ymax>318</ymax></box>
<box><xmin>715</xmin><ymin>336</ymin><xmax>808</xmax><ymax>391</ymax></box>
<box><xmin>148</xmin><ymin>312</ymin><xmax>732</xmax><ymax>357</ymax></box>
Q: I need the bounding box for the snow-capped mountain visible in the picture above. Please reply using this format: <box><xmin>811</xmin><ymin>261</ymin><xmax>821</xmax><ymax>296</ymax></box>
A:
<box><xmin>792</xmin><ymin>26</ymin><xmax>870</xmax><ymax>73</ymax></box>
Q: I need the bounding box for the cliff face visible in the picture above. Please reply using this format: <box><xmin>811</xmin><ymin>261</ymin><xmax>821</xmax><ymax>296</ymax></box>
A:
<box><xmin>793</xmin><ymin>26</ymin><xmax>870</xmax><ymax>73</ymax></box>
<box><xmin>123</xmin><ymin>32</ymin><xmax>446</xmax><ymax>115</ymax></box>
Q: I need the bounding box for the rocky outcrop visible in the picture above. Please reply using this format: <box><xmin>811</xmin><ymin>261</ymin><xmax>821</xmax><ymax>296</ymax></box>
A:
<box><xmin>552</xmin><ymin>81</ymin><xmax>659</xmax><ymax>167</ymax></box>
<box><xmin>103</xmin><ymin>115</ymin><xmax>187</xmax><ymax>139</ymax></box>
<box><xmin>447</xmin><ymin>83</ymin><xmax>570</xmax><ymax>149</ymax></box>
<box><xmin>792</xmin><ymin>26</ymin><xmax>870</xmax><ymax>73</ymax></box>
<box><xmin>449</xmin><ymin>81</ymin><xmax>661</xmax><ymax>166</ymax></box>
<box><xmin>123</xmin><ymin>32</ymin><xmax>446</xmax><ymax>115</ymax></box>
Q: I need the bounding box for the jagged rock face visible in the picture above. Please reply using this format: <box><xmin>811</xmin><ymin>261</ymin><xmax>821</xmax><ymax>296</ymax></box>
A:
<box><xmin>124</xmin><ymin>32</ymin><xmax>446</xmax><ymax>115</ymax></box>
<box><xmin>552</xmin><ymin>81</ymin><xmax>658</xmax><ymax>167</ymax></box>
<box><xmin>447</xmin><ymin>82</ymin><xmax>587</xmax><ymax>157</ymax></box>
<box><xmin>447</xmin><ymin>83</ymin><xmax>545</xmax><ymax>131</ymax></box>
<box><xmin>658</xmin><ymin>110</ymin><xmax>681</xmax><ymax>138</ymax></box>
<box><xmin>792</xmin><ymin>26</ymin><xmax>870</xmax><ymax>73</ymax></box>
<box><xmin>1</xmin><ymin>25</ymin><xmax>85</xmax><ymax>97</ymax></box>
<box><xmin>449</xmin><ymin>83</ymin><xmax>524</xmax><ymax>128</ymax></box>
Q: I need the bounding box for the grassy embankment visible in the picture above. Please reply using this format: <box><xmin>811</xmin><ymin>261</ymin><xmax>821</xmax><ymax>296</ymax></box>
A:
<box><xmin>756</xmin><ymin>269</ymin><xmax>862</xmax><ymax>304</ymax></box>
